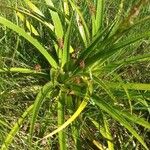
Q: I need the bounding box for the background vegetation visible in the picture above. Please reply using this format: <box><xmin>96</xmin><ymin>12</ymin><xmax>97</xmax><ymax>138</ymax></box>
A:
<box><xmin>0</xmin><ymin>0</ymin><xmax>150</xmax><ymax>149</ymax></box>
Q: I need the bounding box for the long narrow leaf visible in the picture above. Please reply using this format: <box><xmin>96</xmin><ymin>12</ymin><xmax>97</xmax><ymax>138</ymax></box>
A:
<box><xmin>115</xmin><ymin>109</ymin><xmax>150</xmax><ymax>129</ymax></box>
<box><xmin>86</xmin><ymin>31</ymin><xmax>150</xmax><ymax>67</ymax></box>
<box><xmin>17</xmin><ymin>12</ymin><xmax>39</xmax><ymax>36</ymax></box>
<box><xmin>93</xmin><ymin>76</ymin><xmax>116</xmax><ymax>102</ymax></box>
<box><xmin>62</xmin><ymin>15</ymin><xmax>73</xmax><ymax>67</ymax></box>
<box><xmin>29</xmin><ymin>82</ymin><xmax>54</xmax><ymax>142</ymax></box>
<box><xmin>1</xmin><ymin>105</ymin><xmax>33</xmax><ymax>150</ymax></box>
<box><xmin>41</xmin><ymin>92</ymin><xmax>89</xmax><ymax>140</ymax></box>
<box><xmin>106</xmin><ymin>82</ymin><xmax>150</xmax><ymax>91</ymax></box>
<box><xmin>92</xmin><ymin>94</ymin><xmax>148</xmax><ymax>150</ymax></box>
<box><xmin>0</xmin><ymin>67</ymin><xmax>45</xmax><ymax>75</ymax></box>
<box><xmin>69</xmin><ymin>0</ymin><xmax>90</xmax><ymax>46</ymax></box>
<box><xmin>0</xmin><ymin>17</ymin><xmax>58</xmax><ymax>68</ymax></box>
<box><xmin>24</xmin><ymin>0</ymin><xmax>45</xmax><ymax>17</ymax></box>
<box><xmin>45</xmin><ymin>0</ymin><xmax>64</xmax><ymax>38</ymax></box>
<box><xmin>95</xmin><ymin>0</ymin><xmax>104</xmax><ymax>33</ymax></box>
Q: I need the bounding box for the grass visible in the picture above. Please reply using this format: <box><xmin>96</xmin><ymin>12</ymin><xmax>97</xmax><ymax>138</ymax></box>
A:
<box><xmin>0</xmin><ymin>0</ymin><xmax>150</xmax><ymax>149</ymax></box>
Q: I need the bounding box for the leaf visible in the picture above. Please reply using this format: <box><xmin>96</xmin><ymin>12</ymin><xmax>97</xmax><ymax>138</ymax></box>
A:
<box><xmin>77</xmin><ymin>22</ymin><xmax>116</xmax><ymax>62</ymax></box>
<box><xmin>57</xmin><ymin>91</ymin><xmax>67</xmax><ymax>150</ymax></box>
<box><xmin>29</xmin><ymin>82</ymin><xmax>54</xmax><ymax>142</ymax></box>
<box><xmin>86</xmin><ymin>31</ymin><xmax>150</xmax><ymax>67</ymax></box>
<box><xmin>112</xmin><ymin>53</ymin><xmax>150</xmax><ymax>66</ymax></box>
<box><xmin>16</xmin><ymin>12</ymin><xmax>39</xmax><ymax>36</ymax></box>
<box><xmin>69</xmin><ymin>0</ymin><xmax>90</xmax><ymax>46</ymax></box>
<box><xmin>93</xmin><ymin>76</ymin><xmax>116</xmax><ymax>102</ymax></box>
<box><xmin>90</xmin><ymin>116</ymin><xmax>114</xmax><ymax>150</ymax></box>
<box><xmin>0</xmin><ymin>17</ymin><xmax>58</xmax><ymax>69</ymax></box>
<box><xmin>92</xmin><ymin>94</ymin><xmax>149</xmax><ymax>150</ymax></box>
<box><xmin>109</xmin><ymin>0</ymin><xmax>125</xmax><ymax>36</ymax></box>
<box><xmin>63</xmin><ymin>0</ymin><xmax>69</xmax><ymax>16</ymax></box>
<box><xmin>41</xmin><ymin>92</ymin><xmax>89</xmax><ymax>140</ymax></box>
<box><xmin>1</xmin><ymin>5</ymin><xmax>56</xmax><ymax>38</ymax></box>
<box><xmin>1</xmin><ymin>105</ymin><xmax>33</xmax><ymax>150</ymax></box>
<box><xmin>76</xmin><ymin>13</ymin><xmax>87</xmax><ymax>47</ymax></box>
<box><xmin>95</xmin><ymin>0</ymin><xmax>104</xmax><ymax>33</ymax></box>
<box><xmin>106</xmin><ymin>82</ymin><xmax>150</xmax><ymax>91</ymax></box>
<box><xmin>116</xmin><ymin>109</ymin><xmax>150</xmax><ymax>129</ymax></box>
<box><xmin>0</xmin><ymin>119</ymin><xmax>11</xmax><ymax>129</ymax></box>
<box><xmin>45</xmin><ymin>0</ymin><xmax>65</xmax><ymax>60</ymax></box>
<box><xmin>0</xmin><ymin>67</ymin><xmax>46</xmax><ymax>75</ymax></box>
<box><xmin>24</xmin><ymin>0</ymin><xmax>45</xmax><ymax>17</ymax></box>
<box><xmin>45</xmin><ymin>0</ymin><xmax>64</xmax><ymax>38</ymax></box>
<box><xmin>103</xmin><ymin>116</ymin><xmax>114</xmax><ymax>150</ymax></box>
<box><xmin>62</xmin><ymin>15</ymin><xmax>73</xmax><ymax>67</ymax></box>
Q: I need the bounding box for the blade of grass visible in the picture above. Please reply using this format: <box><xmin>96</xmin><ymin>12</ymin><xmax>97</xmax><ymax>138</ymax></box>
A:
<box><xmin>77</xmin><ymin>21</ymin><xmax>116</xmax><ymax>62</ymax></box>
<box><xmin>40</xmin><ymin>91</ymin><xmax>89</xmax><ymax>140</ymax></box>
<box><xmin>57</xmin><ymin>91</ymin><xmax>67</xmax><ymax>150</ymax></box>
<box><xmin>0</xmin><ymin>6</ymin><xmax>56</xmax><ymax>38</ymax></box>
<box><xmin>93</xmin><ymin>76</ymin><xmax>116</xmax><ymax>102</ymax></box>
<box><xmin>69</xmin><ymin>0</ymin><xmax>90</xmax><ymax>46</ymax></box>
<box><xmin>90</xmin><ymin>116</ymin><xmax>114</xmax><ymax>150</ymax></box>
<box><xmin>109</xmin><ymin>0</ymin><xmax>125</xmax><ymax>36</ymax></box>
<box><xmin>76</xmin><ymin>13</ymin><xmax>87</xmax><ymax>47</ymax></box>
<box><xmin>45</xmin><ymin>0</ymin><xmax>64</xmax><ymax>60</ymax></box>
<box><xmin>106</xmin><ymin>82</ymin><xmax>150</xmax><ymax>91</ymax></box>
<box><xmin>88</xmin><ymin>1</ymin><xmax>96</xmax><ymax>37</ymax></box>
<box><xmin>0</xmin><ymin>67</ymin><xmax>46</xmax><ymax>75</ymax></box>
<box><xmin>0</xmin><ymin>17</ymin><xmax>58</xmax><ymax>69</ymax></box>
<box><xmin>82</xmin><ymin>124</ymin><xmax>106</xmax><ymax>150</ymax></box>
<box><xmin>45</xmin><ymin>0</ymin><xmax>64</xmax><ymax>38</ymax></box>
<box><xmin>115</xmin><ymin>109</ymin><xmax>150</xmax><ymax>129</ymax></box>
<box><xmin>92</xmin><ymin>94</ymin><xmax>148</xmax><ymax>150</ymax></box>
<box><xmin>95</xmin><ymin>0</ymin><xmax>104</xmax><ymax>33</ymax></box>
<box><xmin>1</xmin><ymin>105</ymin><xmax>33</xmax><ymax>150</ymax></box>
<box><xmin>0</xmin><ymin>120</ymin><xmax>11</xmax><ymax>130</ymax></box>
<box><xmin>62</xmin><ymin>15</ymin><xmax>73</xmax><ymax>67</ymax></box>
<box><xmin>24</xmin><ymin>0</ymin><xmax>45</xmax><ymax>17</ymax></box>
<box><xmin>63</xmin><ymin>0</ymin><xmax>69</xmax><ymax>16</ymax></box>
<box><xmin>16</xmin><ymin>12</ymin><xmax>39</xmax><ymax>36</ymax></box>
<box><xmin>86</xmin><ymin>31</ymin><xmax>150</xmax><ymax>67</ymax></box>
<box><xmin>103</xmin><ymin>116</ymin><xmax>114</xmax><ymax>150</ymax></box>
<box><xmin>29</xmin><ymin>81</ymin><xmax>54</xmax><ymax>143</ymax></box>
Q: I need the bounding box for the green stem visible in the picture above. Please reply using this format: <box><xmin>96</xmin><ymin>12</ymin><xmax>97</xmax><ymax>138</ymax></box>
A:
<box><xmin>58</xmin><ymin>91</ymin><xmax>67</xmax><ymax>150</ymax></box>
<box><xmin>72</xmin><ymin>121</ymin><xmax>82</xmax><ymax>150</ymax></box>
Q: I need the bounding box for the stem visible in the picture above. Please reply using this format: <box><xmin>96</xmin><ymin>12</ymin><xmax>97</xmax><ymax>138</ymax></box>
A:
<box><xmin>58</xmin><ymin>91</ymin><xmax>67</xmax><ymax>150</ymax></box>
<box><xmin>72</xmin><ymin>121</ymin><xmax>82</xmax><ymax>150</ymax></box>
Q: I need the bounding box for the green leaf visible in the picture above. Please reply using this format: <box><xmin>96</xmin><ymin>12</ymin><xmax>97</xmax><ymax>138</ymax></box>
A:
<box><xmin>116</xmin><ymin>109</ymin><xmax>150</xmax><ymax>129</ymax></box>
<box><xmin>92</xmin><ymin>94</ymin><xmax>148</xmax><ymax>150</ymax></box>
<box><xmin>2</xmin><ymin>6</ymin><xmax>56</xmax><ymax>40</ymax></box>
<box><xmin>106</xmin><ymin>82</ymin><xmax>150</xmax><ymax>91</ymax></box>
<box><xmin>45</xmin><ymin>0</ymin><xmax>64</xmax><ymax>38</ymax></box>
<box><xmin>0</xmin><ymin>17</ymin><xmax>58</xmax><ymax>69</ymax></box>
<box><xmin>93</xmin><ymin>76</ymin><xmax>116</xmax><ymax>102</ymax></box>
<box><xmin>0</xmin><ymin>67</ymin><xmax>45</xmax><ymax>75</ymax></box>
<box><xmin>41</xmin><ymin>92</ymin><xmax>89</xmax><ymax>140</ymax></box>
<box><xmin>109</xmin><ymin>0</ymin><xmax>125</xmax><ymax>36</ymax></box>
<box><xmin>1</xmin><ymin>105</ymin><xmax>33</xmax><ymax>150</ymax></box>
<box><xmin>69</xmin><ymin>0</ymin><xmax>90</xmax><ymax>46</ymax></box>
<box><xmin>62</xmin><ymin>15</ymin><xmax>73</xmax><ymax>67</ymax></box>
<box><xmin>0</xmin><ymin>119</ymin><xmax>11</xmax><ymax>130</ymax></box>
<box><xmin>86</xmin><ymin>31</ymin><xmax>150</xmax><ymax>67</ymax></box>
<box><xmin>24</xmin><ymin>0</ymin><xmax>45</xmax><ymax>17</ymax></box>
<box><xmin>103</xmin><ymin>116</ymin><xmax>114</xmax><ymax>150</ymax></box>
<box><xmin>95</xmin><ymin>0</ymin><xmax>104</xmax><ymax>33</ymax></box>
<box><xmin>29</xmin><ymin>82</ymin><xmax>54</xmax><ymax>142</ymax></box>
<box><xmin>57</xmin><ymin>91</ymin><xmax>67</xmax><ymax>150</ymax></box>
<box><xmin>17</xmin><ymin>12</ymin><xmax>39</xmax><ymax>36</ymax></box>
<box><xmin>112</xmin><ymin>53</ymin><xmax>150</xmax><ymax>66</ymax></box>
<box><xmin>77</xmin><ymin>22</ymin><xmax>116</xmax><ymax>62</ymax></box>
